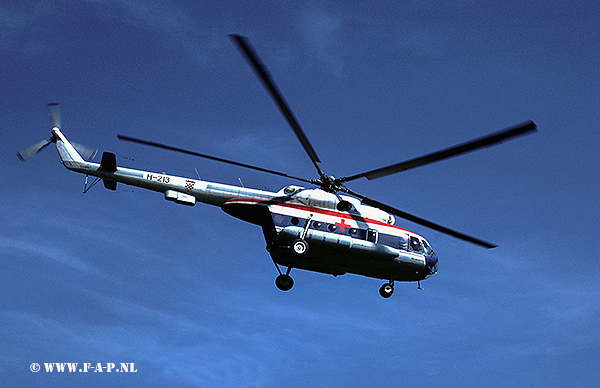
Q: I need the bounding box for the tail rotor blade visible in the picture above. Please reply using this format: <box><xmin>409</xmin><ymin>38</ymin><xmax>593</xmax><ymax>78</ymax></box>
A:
<box><xmin>72</xmin><ymin>142</ymin><xmax>98</xmax><ymax>161</ymax></box>
<box><xmin>19</xmin><ymin>103</ymin><xmax>97</xmax><ymax>162</ymax></box>
<box><xmin>47</xmin><ymin>103</ymin><xmax>61</xmax><ymax>129</ymax></box>
<box><xmin>17</xmin><ymin>139</ymin><xmax>52</xmax><ymax>161</ymax></box>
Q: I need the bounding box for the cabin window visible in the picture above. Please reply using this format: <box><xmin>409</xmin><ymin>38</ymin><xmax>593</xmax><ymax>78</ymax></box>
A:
<box><xmin>409</xmin><ymin>236</ymin><xmax>423</xmax><ymax>253</ymax></box>
<box><xmin>291</xmin><ymin>217</ymin><xmax>299</xmax><ymax>225</ymax></box>
<box><xmin>348</xmin><ymin>228</ymin><xmax>358</xmax><ymax>237</ymax></box>
<box><xmin>312</xmin><ymin>221</ymin><xmax>322</xmax><ymax>229</ymax></box>
<box><xmin>367</xmin><ymin>229</ymin><xmax>378</xmax><ymax>243</ymax></box>
<box><xmin>328</xmin><ymin>224</ymin><xmax>337</xmax><ymax>232</ymax></box>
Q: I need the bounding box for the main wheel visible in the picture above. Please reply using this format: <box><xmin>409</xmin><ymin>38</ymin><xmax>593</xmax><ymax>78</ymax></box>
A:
<box><xmin>379</xmin><ymin>283</ymin><xmax>394</xmax><ymax>298</ymax></box>
<box><xmin>291</xmin><ymin>239</ymin><xmax>309</xmax><ymax>256</ymax></box>
<box><xmin>275</xmin><ymin>274</ymin><xmax>294</xmax><ymax>291</ymax></box>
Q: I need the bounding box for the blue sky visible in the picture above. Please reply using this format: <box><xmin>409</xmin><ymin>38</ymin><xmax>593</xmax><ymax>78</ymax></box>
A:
<box><xmin>2</xmin><ymin>0</ymin><xmax>599</xmax><ymax>386</ymax></box>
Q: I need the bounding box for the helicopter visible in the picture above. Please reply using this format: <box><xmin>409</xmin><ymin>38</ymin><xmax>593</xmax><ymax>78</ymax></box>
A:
<box><xmin>18</xmin><ymin>35</ymin><xmax>537</xmax><ymax>298</ymax></box>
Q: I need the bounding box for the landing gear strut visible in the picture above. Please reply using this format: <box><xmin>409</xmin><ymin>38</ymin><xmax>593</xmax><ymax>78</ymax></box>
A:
<box><xmin>291</xmin><ymin>215</ymin><xmax>312</xmax><ymax>257</ymax></box>
<box><xmin>379</xmin><ymin>279</ymin><xmax>394</xmax><ymax>298</ymax></box>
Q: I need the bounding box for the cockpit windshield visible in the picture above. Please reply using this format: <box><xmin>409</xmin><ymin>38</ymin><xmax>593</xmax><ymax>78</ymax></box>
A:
<box><xmin>422</xmin><ymin>239</ymin><xmax>434</xmax><ymax>256</ymax></box>
<box><xmin>421</xmin><ymin>238</ymin><xmax>438</xmax><ymax>278</ymax></box>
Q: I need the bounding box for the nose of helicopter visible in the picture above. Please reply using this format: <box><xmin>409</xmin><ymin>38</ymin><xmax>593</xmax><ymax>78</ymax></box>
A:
<box><xmin>423</xmin><ymin>252</ymin><xmax>439</xmax><ymax>279</ymax></box>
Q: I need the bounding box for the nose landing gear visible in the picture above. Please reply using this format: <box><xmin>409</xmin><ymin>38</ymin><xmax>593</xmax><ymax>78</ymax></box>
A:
<box><xmin>379</xmin><ymin>279</ymin><xmax>394</xmax><ymax>298</ymax></box>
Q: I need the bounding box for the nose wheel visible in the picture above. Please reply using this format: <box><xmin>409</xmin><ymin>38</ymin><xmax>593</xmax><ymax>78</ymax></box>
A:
<box><xmin>379</xmin><ymin>281</ymin><xmax>394</xmax><ymax>298</ymax></box>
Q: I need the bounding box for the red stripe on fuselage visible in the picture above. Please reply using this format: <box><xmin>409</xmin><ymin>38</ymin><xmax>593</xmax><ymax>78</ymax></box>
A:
<box><xmin>223</xmin><ymin>198</ymin><xmax>418</xmax><ymax>235</ymax></box>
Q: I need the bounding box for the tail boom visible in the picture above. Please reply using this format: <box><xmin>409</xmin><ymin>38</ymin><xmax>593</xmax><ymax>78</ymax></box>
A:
<box><xmin>54</xmin><ymin>128</ymin><xmax>278</xmax><ymax>208</ymax></box>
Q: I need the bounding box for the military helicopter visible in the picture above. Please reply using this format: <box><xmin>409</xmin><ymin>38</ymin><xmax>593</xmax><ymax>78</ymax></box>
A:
<box><xmin>18</xmin><ymin>35</ymin><xmax>536</xmax><ymax>298</ymax></box>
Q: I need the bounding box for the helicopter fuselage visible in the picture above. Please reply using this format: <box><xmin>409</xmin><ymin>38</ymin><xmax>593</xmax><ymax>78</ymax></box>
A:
<box><xmin>223</xmin><ymin>188</ymin><xmax>438</xmax><ymax>283</ymax></box>
<box><xmin>22</xmin><ymin>35</ymin><xmax>535</xmax><ymax>297</ymax></box>
<box><xmin>53</xmin><ymin>128</ymin><xmax>439</xmax><ymax>288</ymax></box>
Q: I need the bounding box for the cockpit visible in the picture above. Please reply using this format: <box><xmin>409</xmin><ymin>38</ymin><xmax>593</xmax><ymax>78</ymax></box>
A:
<box><xmin>401</xmin><ymin>235</ymin><xmax>438</xmax><ymax>278</ymax></box>
<box><xmin>420</xmin><ymin>238</ymin><xmax>439</xmax><ymax>278</ymax></box>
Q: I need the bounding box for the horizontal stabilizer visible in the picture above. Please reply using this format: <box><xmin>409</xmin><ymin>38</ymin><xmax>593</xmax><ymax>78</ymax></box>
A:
<box><xmin>99</xmin><ymin>152</ymin><xmax>117</xmax><ymax>172</ymax></box>
<box><xmin>99</xmin><ymin>152</ymin><xmax>117</xmax><ymax>190</ymax></box>
<box><xmin>103</xmin><ymin>179</ymin><xmax>117</xmax><ymax>191</ymax></box>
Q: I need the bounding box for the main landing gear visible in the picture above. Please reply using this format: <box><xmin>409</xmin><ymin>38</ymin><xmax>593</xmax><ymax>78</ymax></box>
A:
<box><xmin>274</xmin><ymin>237</ymin><xmax>307</xmax><ymax>290</ymax></box>
<box><xmin>273</xmin><ymin>260</ymin><xmax>294</xmax><ymax>291</ymax></box>
<box><xmin>275</xmin><ymin>273</ymin><xmax>294</xmax><ymax>291</ymax></box>
<box><xmin>291</xmin><ymin>239</ymin><xmax>309</xmax><ymax>256</ymax></box>
<box><xmin>379</xmin><ymin>279</ymin><xmax>394</xmax><ymax>298</ymax></box>
<box><xmin>271</xmin><ymin>238</ymin><xmax>306</xmax><ymax>291</ymax></box>
<box><xmin>273</xmin><ymin>215</ymin><xmax>311</xmax><ymax>292</ymax></box>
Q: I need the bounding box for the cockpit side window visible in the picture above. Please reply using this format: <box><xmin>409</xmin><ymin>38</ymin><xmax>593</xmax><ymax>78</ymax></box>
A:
<box><xmin>409</xmin><ymin>236</ymin><xmax>423</xmax><ymax>253</ymax></box>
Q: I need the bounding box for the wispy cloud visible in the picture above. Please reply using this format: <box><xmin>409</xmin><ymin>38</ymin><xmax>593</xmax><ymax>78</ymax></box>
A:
<box><xmin>1</xmin><ymin>0</ymin><xmax>218</xmax><ymax>64</ymax></box>
<box><xmin>90</xmin><ymin>0</ymin><xmax>219</xmax><ymax>65</ymax></box>
<box><xmin>0</xmin><ymin>2</ymin><xmax>54</xmax><ymax>55</ymax></box>
<box><xmin>0</xmin><ymin>235</ymin><xmax>109</xmax><ymax>280</ymax></box>
<box><xmin>300</xmin><ymin>9</ymin><xmax>344</xmax><ymax>76</ymax></box>
<box><xmin>434</xmin><ymin>249</ymin><xmax>600</xmax><ymax>360</ymax></box>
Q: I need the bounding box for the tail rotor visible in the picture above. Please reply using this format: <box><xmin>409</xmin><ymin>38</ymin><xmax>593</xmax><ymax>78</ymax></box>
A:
<box><xmin>17</xmin><ymin>103</ymin><xmax>97</xmax><ymax>162</ymax></box>
<box><xmin>17</xmin><ymin>138</ymin><xmax>53</xmax><ymax>161</ymax></box>
<box><xmin>47</xmin><ymin>102</ymin><xmax>61</xmax><ymax>129</ymax></box>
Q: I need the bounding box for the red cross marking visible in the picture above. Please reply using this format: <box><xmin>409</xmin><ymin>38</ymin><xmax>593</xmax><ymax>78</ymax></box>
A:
<box><xmin>335</xmin><ymin>218</ymin><xmax>352</xmax><ymax>233</ymax></box>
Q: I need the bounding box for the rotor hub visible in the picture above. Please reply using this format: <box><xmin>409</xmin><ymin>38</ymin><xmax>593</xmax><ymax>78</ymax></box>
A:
<box><xmin>316</xmin><ymin>175</ymin><xmax>346</xmax><ymax>193</ymax></box>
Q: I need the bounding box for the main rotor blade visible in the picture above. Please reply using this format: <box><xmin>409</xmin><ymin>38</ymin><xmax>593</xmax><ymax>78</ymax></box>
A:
<box><xmin>343</xmin><ymin>120</ymin><xmax>537</xmax><ymax>182</ymax></box>
<box><xmin>229</xmin><ymin>34</ymin><xmax>324</xmax><ymax>178</ymax></box>
<box><xmin>345</xmin><ymin>188</ymin><xmax>497</xmax><ymax>248</ymax></box>
<box><xmin>117</xmin><ymin>134</ymin><xmax>315</xmax><ymax>184</ymax></box>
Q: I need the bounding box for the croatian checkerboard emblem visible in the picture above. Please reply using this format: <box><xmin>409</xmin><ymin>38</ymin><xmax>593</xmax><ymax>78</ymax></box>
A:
<box><xmin>185</xmin><ymin>180</ymin><xmax>195</xmax><ymax>191</ymax></box>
